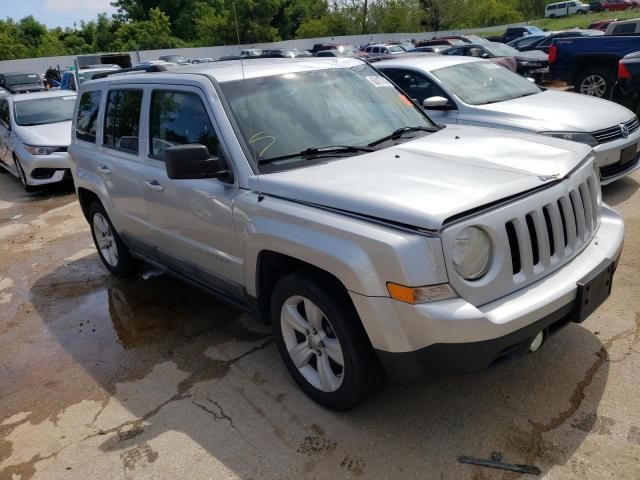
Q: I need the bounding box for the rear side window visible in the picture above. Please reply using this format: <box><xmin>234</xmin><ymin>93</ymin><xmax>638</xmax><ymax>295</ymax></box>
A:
<box><xmin>103</xmin><ymin>89</ymin><xmax>142</xmax><ymax>154</ymax></box>
<box><xmin>76</xmin><ymin>90</ymin><xmax>101</xmax><ymax>143</ymax></box>
<box><xmin>149</xmin><ymin>90</ymin><xmax>219</xmax><ymax>160</ymax></box>
<box><xmin>614</xmin><ymin>23</ymin><xmax>636</xmax><ymax>34</ymax></box>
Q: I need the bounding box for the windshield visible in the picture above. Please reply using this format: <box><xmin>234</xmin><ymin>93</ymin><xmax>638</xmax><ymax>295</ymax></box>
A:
<box><xmin>485</xmin><ymin>43</ymin><xmax>520</xmax><ymax>56</ymax></box>
<box><xmin>431</xmin><ymin>61</ymin><xmax>541</xmax><ymax>105</ymax></box>
<box><xmin>509</xmin><ymin>35</ymin><xmax>545</xmax><ymax>48</ymax></box>
<box><xmin>387</xmin><ymin>45</ymin><xmax>404</xmax><ymax>53</ymax></box>
<box><xmin>14</xmin><ymin>96</ymin><xmax>76</xmax><ymax>126</ymax></box>
<box><xmin>6</xmin><ymin>74</ymin><xmax>41</xmax><ymax>86</ymax></box>
<box><xmin>527</xmin><ymin>26</ymin><xmax>545</xmax><ymax>34</ymax></box>
<box><xmin>219</xmin><ymin>65</ymin><xmax>433</xmax><ymax>169</ymax></box>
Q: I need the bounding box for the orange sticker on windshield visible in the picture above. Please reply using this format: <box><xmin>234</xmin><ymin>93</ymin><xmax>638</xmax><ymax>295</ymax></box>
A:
<box><xmin>399</xmin><ymin>95</ymin><xmax>413</xmax><ymax>107</ymax></box>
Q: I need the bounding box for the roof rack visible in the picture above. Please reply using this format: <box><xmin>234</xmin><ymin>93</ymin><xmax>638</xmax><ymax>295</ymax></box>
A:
<box><xmin>91</xmin><ymin>64</ymin><xmax>168</xmax><ymax>80</ymax></box>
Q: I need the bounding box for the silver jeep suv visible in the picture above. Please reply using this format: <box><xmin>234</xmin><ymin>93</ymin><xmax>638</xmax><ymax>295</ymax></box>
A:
<box><xmin>69</xmin><ymin>58</ymin><xmax>624</xmax><ymax>410</ymax></box>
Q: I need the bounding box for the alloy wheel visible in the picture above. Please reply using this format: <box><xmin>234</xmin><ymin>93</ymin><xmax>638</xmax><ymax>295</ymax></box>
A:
<box><xmin>280</xmin><ymin>295</ymin><xmax>345</xmax><ymax>392</ymax></box>
<box><xmin>580</xmin><ymin>75</ymin><xmax>607</xmax><ymax>97</ymax></box>
<box><xmin>93</xmin><ymin>213</ymin><xmax>119</xmax><ymax>267</ymax></box>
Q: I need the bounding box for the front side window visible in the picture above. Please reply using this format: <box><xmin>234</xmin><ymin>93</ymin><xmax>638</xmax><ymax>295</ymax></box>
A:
<box><xmin>103</xmin><ymin>89</ymin><xmax>142</xmax><ymax>153</ymax></box>
<box><xmin>432</xmin><ymin>61</ymin><xmax>541</xmax><ymax>105</ymax></box>
<box><xmin>76</xmin><ymin>90</ymin><xmax>102</xmax><ymax>143</ymax></box>
<box><xmin>0</xmin><ymin>100</ymin><xmax>9</xmax><ymax>126</ymax></box>
<box><xmin>14</xmin><ymin>96</ymin><xmax>76</xmax><ymax>126</ymax></box>
<box><xmin>219</xmin><ymin>64</ymin><xmax>434</xmax><ymax>171</ymax></box>
<box><xmin>149</xmin><ymin>90</ymin><xmax>219</xmax><ymax>159</ymax></box>
<box><xmin>383</xmin><ymin>69</ymin><xmax>450</xmax><ymax>105</ymax></box>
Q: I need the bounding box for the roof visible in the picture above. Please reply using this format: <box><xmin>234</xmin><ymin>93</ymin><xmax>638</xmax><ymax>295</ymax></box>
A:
<box><xmin>87</xmin><ymin>57</ymin><xmax>365</xmax><ymax>85</ymax></box>
<box><xmin>7</xmin><ymin>90</ymin><xmax>77</xmax><ymax>102</ymax></box>
<box><xmin>374</xmin><ymin>55</ymin><xmax>484</xmax><ymax>72</ymax></box>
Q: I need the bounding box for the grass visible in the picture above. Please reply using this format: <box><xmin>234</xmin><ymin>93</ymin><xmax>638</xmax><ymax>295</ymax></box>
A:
<box><xmin>475</xmin><ymin>10</ymin><xmax>640</xmax><ymax>37</ymax></box>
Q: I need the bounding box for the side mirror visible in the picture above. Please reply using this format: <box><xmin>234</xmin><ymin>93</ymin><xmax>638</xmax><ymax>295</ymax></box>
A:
<box><xmin>527</xmin><ymin>77</ymin><xmax>536</xmax><ymax>83</ymax></box>
<box><xmin>423</xmin><ymin>96</ymin><xmax>452</xmax><ymax>110</ymax></box>
<box><xmin>480</xmin><ymin>52</ymin><xmax>491</xmax><ymax>59</ymax></box>
<box><xmin>164</xmin><ymin>144</ymin><xmax>232</xmax><ymax>182</ymax></box>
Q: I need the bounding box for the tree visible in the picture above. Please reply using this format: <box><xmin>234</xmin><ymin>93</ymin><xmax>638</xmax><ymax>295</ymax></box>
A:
<box><xmin>113</xmin><ymin>7</ymin><xmax>184</xmax><ymax>51</ymax></box>
<box><xmin>17</xmin><ymin>15</ymin><xmax>47</xmax><ymax>52</ymax></box>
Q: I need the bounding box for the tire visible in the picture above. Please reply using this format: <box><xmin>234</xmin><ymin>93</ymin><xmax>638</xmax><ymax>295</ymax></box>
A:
<box><xmin>270</xmin><ymin>272</ymin><xmax>383</xmax><ymax>410</ymax></box>
<box><xmin>13</xmin><ymin>155</ymin><xmax>36</xmax><ymax>192</ymax></box>
<box><xmin>575</xmin><ymin>67</ymin><xmax>615</xmax><ymax>98</ymax></box>
<box><xmin>88</xmin><ymin>201</ymin><xmax>136</xmax><ymax>277</ymax></box>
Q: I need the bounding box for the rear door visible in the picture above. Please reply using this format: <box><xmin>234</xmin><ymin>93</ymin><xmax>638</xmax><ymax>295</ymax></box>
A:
<box><xmin>97</xmin><ymin>86</ymin><xmax>153</xmax><ymax>243</ymax></box>
<box><xmin>141</xmin><ymin>84</ymin><xmax>244</xmax><ymax>295</ymax></box>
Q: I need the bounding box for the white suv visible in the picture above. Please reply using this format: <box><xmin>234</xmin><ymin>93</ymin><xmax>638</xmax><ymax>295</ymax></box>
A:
<box><xmin>69</xmin><ymin>59</ymin><xmax>624</xmax><ymax>410</ymax></box>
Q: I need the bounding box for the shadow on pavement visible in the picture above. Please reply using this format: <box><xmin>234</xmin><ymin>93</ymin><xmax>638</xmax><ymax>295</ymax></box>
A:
<box><xmin>19</xmin><ymin>252</ymin><xmax>611</xmax><ymax>478</ymax></box>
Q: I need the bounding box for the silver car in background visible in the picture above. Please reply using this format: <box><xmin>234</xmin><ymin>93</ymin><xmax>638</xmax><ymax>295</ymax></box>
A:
<box><xmin>376</xmin><ymin>56</ymin><xmax>640</xmax><ymax>184</ymax></box>
<box><xmin>0</xmin><ymin>90</ymin><xmax>76</xmax><ymax>191</ymax></box>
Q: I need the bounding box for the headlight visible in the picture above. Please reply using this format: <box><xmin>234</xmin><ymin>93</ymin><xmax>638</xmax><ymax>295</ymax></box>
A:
<box><xmin>538</xmin><ymin>132</ymin><xmax>598</xmax><ymax>147</ymax></box>
<box><xmin>452</xmin><ymin>226</ymin><xmax>492</xmax><ymax>280</ymax></box>
<box><xmin>23</xmin><ymin>145</ymin><xmax>61</xmax><ymax>155</ymax></box>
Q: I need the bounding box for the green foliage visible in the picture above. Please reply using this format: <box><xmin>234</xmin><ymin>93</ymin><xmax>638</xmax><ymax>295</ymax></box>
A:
<box><xmin>0</xmin><ymin>0</ymin><xmax>635</xmax><ymax>61</ymax></box>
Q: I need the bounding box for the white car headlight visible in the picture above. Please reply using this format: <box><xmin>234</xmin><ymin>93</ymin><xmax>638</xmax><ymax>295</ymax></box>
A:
<box><xmin>452</xmin><ymin>226</ymin><xmax>492</xmax><ymax>280</ymax></box>
<box><xmin>538</xmin><ymin>132</ymin><xmax>598</xmax><ymax>147</ymax></box>
<box><xmin>23</xmin><ymin>144</ymin><xmax>61</xmax><ymax>155</ymax></box>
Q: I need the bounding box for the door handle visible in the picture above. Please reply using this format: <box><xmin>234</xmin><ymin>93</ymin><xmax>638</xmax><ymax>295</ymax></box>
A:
<box><xmin>144</xmin><ymin>180</ymin><xmax>165</xmax><ymax>192</ymax></box>
<box><xmin>97</xmin><ymin>165</ymin><xmax>112</xmax><ymax>175</ymax></box>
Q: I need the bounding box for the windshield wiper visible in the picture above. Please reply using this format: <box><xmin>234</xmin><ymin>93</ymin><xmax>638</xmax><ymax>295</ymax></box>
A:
<box><xmin>367</xmin><ymin>125</ymin><xmax>441</xmax><ymax>147</ymax></box>
<box><xmin>258</xmin><ymin>145</ymin><xmax>374</xmax><ymax>165</ymax></box>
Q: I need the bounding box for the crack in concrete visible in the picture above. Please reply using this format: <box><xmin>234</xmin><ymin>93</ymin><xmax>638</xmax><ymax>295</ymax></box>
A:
<box><xmin>0</xmin><ymin>338</ymin><xmax>274</xmax><ymax>476</ymax></box>
<box><xmin>516</xmin><ymin>312</ymin><xmax>640</xmax><ymax>476</ymax></box>
<box><xmin>191</xmin><ymin>397</ymin><xmax>236</xmax><ymax>429</ymax></box>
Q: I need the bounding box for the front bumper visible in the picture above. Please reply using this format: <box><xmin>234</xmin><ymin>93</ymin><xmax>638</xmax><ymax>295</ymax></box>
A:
<box><xmin>15</xmin><ymin>149</ymin><xmax>71</xmax><ymax>186</ymax></box>
<box><xmin>350</xmin><ymin>205</ymin><xmax>624</xmax><ymax>381</ymax></box>
<box><xmin>593</xmin><ymin>128</ymin><xmax>640</xmax><ymax>185</ymax></box>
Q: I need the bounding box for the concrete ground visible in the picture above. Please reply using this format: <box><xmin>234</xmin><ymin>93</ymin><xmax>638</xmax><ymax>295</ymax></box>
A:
<box><xmin>0</xmin><ymin>168</ymin><xmax>639</xmax><ymax>480</ymax></box>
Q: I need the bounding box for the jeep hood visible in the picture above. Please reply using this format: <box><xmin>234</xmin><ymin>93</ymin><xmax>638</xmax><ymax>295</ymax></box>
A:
<box><xmin>252</xmin><ymin>125</ymin><xmax>592</xmax><ymax>232</ymax></box>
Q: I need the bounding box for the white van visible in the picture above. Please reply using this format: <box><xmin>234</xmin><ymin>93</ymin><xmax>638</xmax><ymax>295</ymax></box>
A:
<box><xmin>545</xmin><ymin>1</ymin><xmax>590</xmax><ymax>17</ymax></box>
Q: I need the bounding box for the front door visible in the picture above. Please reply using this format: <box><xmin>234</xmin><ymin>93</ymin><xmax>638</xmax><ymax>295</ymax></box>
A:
<box><xmin>142</xmin><ymin>86</ymin><xmax>243</xmax><ymax>296</ymax></box>
<box><xmin>0</xmin><ymin>99</ymin><xmax>13</xmax><ymax>171</ymax></box>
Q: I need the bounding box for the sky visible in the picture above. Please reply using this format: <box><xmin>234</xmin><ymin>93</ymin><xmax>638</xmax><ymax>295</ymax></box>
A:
<box><xmin>0</xmin><ymin>0</ymin><xmax>116</xmax><ymax>28</ymax></box>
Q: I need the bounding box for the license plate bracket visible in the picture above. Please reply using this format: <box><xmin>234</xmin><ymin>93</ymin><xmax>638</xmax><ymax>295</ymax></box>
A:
<box><xmin>574</xmin><ymin>259</ymin><xmax>614</xmax><ymax>323</ymax></box>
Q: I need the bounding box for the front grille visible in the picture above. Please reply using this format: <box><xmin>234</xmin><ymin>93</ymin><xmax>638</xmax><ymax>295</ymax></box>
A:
<box><xmin>600</xmin><ymin>156</ymin><xmax>640</xmax><ymax>179</ymax></box>
<box><xmin>504</xmin><ymin>174</ymin><xmax>599</xmax><ymax>280</ymax></box>
<box><xmin>592</xmin><ymin>117</ymin><xmax>639</xmax><ymax>144</ymax></box>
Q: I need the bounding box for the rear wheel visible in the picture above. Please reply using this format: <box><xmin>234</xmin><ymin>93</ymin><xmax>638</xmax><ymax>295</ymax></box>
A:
<box><xmin>88</xmin><ymin>202</ymin><xmax>136</xmax><ymax>277</ymax></box>
<box><xmin>270</xmin><ymin>272</ymin><xmax>383</xmax><ymax>410</ymax></box>
<box><xmin>576</xmin><ymin>67</ymin><xmax>614</xmax><ymax>98</ymax></box>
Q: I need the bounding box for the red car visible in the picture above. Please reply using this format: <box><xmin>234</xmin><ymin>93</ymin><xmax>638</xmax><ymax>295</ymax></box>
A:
<box><xmin>601</xmin><ymin>0</ymin><xmax>635</xmax><ymax>11</ymax></box>
<box><xmin>588</xmin><ymin>19</ymin><xmax>618</xmax><ymax>30</ymax></box>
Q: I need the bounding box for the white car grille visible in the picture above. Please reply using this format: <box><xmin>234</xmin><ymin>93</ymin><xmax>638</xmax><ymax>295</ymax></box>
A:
<box><xmin>591</xmin><ymin>117</ymin><xmax>639</xmax><ymax>144</ymax></box>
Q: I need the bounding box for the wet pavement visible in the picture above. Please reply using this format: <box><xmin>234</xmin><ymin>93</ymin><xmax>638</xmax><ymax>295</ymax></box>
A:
<box><xmin>1</xmin><ymin>169</ymin><xmax>639</xmax><ymax>480</ymax></box>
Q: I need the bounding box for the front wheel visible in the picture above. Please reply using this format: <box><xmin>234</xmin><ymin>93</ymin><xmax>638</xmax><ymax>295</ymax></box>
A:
<box><xmin>576</xmin><ymin>67</ymin><xmax>614</xmax><ymax>98</ymax></box>
<box><xmin>88</xmin><ymin>202</ymin><xmax>136</xmax><ymax>277</ymax></box>
<box><xmin>271</xmin><ymin>272</ymin><xmax>383</xmax><ymax>410</ymax></box>
<box><xmin>14</xmin><ymin>155</ymin><xmax>36</xmax><ymax>192</ymax></box>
